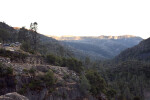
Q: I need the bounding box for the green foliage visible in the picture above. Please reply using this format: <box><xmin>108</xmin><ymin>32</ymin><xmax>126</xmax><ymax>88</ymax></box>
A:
<box><xmin>18</xmin><ymin>88</ymin><xmax>27</xmax><ymax>95</ymax></box>
<box><xmin>23</xmin><ymin>68</ymin><xmax>28</xmax><ymax>74</ymax></box>
<box><xmin>102</xmin><ymin>60</ymin><xmax>150</xmax><ymax>100</ymax></box>
<box><xmin>28</xmin><ymin>79</ymin><xmax>43</xmax><ymax>90</ymax></box>
<box><xmin>79</xmin><ymin>74</ymin><xmax>91</xmax><ymax>95</ymax></box>
<box><xmin>0</xmin><ymin>49</ymin><xmax>27</xmax><ymax>61</ymax></box>
<box><xmin>63</xmin><ymin>73</ymin><xmax>70</xmax><ymax>80</ymax></box>
<box><xmin>85</xmin><ymin>70</ymin><xmax>107</xmax><ymax>95</ymax></box>
<box><xmin>0</xmin><ymin>22</ymin><xmax>73</xmax><ymax>58</ymax></box>
<box><xmin>106</xmin><ymin>88</ymin><xmax>116</xmax><ymax>99</ymax></box>
<box><xmin>46</xmin><ymin>54</ymin><xmax>58</xmax><ymax>65</ymax></box>
<box><xmin>27</xmin><ymin>70</ymin><xmax>56</xmax><ymax>92</ymax></box>
<box><xmin>115</xmin><ymin>38</ymin><xmax>150</xmax><ymax>62</ymax></box>
<box><xmin>43</xmin><ymin>70</ymin><xmax>56</xmax><ymax>86</ymax></box>
<box><xmin>21</xmin><ymin>42</ymin><xmax>32</xmax><ymax>53</ymax></box>
<box><xmin>46</xmin><ymin>54</ymin><xmax>83</xmax><ymax>73</ymax></box>
<box><xmin>6</xmin><ymin>67</ymin><xmax>13</xmax><ymax>75</ymax></box>
<box><xmin>48</xmin><ymin>87</ymin><xmax>55</xmax><ymax>93</ymax></box>
<box><xmin>18</xmin><ymin>84</ymin><xmax>27</xmax><ymax>95</ymax></box>
<box><xmin>0</xmin><ymin>63</ymin><xmax>13</xmax><ymax>77</ymax></box>
<box><xmin>29</xmin><ymin>68</ymin><xmax>36</xmax><ymax>75</ymax></box>
<box><xmin>66</xmin><ymin>58</ymin><xmax>83</xmax><ymax>73</ymax></box>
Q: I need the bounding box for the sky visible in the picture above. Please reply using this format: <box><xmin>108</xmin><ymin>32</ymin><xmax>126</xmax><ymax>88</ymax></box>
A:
<box><xmin>0</xmin><ymin>0</ymin><xmax>150</xmax><ymax>39</ymax></box>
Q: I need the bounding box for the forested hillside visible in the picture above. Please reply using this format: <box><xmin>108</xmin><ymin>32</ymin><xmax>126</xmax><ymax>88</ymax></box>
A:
<box><xmin>0</xmin><ymin>22</ymin><xmax>116</xmax><ymax>100</ymax></box>
<box><xmin>115</xmin><ymin>38</ymin><xmax>150</xmax><ymax>62</ymax></box>
<box><xmin>96</xmin><ymin>37</ymin><xmax>150</xmax><ymax>100</ymax></box>
<box><xmin>0</xmin><ymin>22</ymin><xmax>72</xmax><ymax>57</ymax></box>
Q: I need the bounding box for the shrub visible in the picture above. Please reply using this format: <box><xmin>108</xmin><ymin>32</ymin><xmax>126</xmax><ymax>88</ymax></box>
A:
<box><xmin>106</xmin><ymin>88</ymin><xmax>116</xmax><ymax>99</ymax></box>
<box><xmin>6</xmin><ymin>67</ymin><xmax>13</xmax><ymax>75</ymax></box>
<box><xmin>66</xmin><ymin>58</ymin><xmax>83</xmax><ymax>73</ymax></box>
<box><xmin>85</xmin><ymin>70</ymin><xmax>107</xmax><ymax>95</ymax></box>
<box><xmin>46</xmin><ymin>54</ymin><xmax>57</xmax><ymax>65</ymax></box>
<box><xmin>0</xmin><ymin>63</ymin><xmax>13</xmax><ymax>77</ymax></box>
<box><xmin>18</xmin><ymin>84</ymin><xmax>27</xmax><ymax>95</ymax></box>
<box><xmin>23</xmin><ymin>69</ymin><xmax>28</xmax><ymax>74</ymax></box>
<box><xmin>28</xmin><ymin>79</ymin><xmax>43</xmax><ymax>90</ymax></box>
<box><xmin>21</xmin><ymin>42</ymin><xmax>31</xmax><ymax>53</ymax></box>
<box><xmin>63</xmin><ymin>73</ymin><xmax>70</xmax><ymax>80</ymax></box>
<box><xmin>46</xmin><ymin>54</ymin><xmax>83</xmax><ymax>73</ymax></box>
<box><xmin>0</xmin><ymin>49</ymin><xmax>27</xmax><ymax>61</ymax></box>
<box><xmin>29</xmin><ymin>68</ymin><xmax>36</xmax><ymax>75</ymax></box>
<box><xmin>79</xmin><ymin>74</ymin><xmax>91</xmax><ymax>95</ymax></box>
<box><xmin>48</xmin><ymin>87</ymin><xmax>55</xmax><ymax>93</ymax></box>
<box><xmin>43</xmin><ymin>70</ymin><xmax>56</xmax><ymax>86</ymax></box>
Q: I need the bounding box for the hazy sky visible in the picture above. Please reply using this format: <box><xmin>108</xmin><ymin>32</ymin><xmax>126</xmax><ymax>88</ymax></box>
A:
<box><xmin>0</xmin><ymin>0</ymin><xmax>150</xmax><ymax>39</ymax></box>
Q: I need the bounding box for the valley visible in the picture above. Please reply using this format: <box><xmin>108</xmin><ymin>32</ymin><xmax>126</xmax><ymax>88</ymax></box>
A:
<box><xmin>0</xmin><ymin>22</ymin><xmax>149</xmax><ymax>100</ymax></box>
<box><xmin>51</xmin><ymin>35</ymin><xmax>142</xmax><ymax>60</ymax></box>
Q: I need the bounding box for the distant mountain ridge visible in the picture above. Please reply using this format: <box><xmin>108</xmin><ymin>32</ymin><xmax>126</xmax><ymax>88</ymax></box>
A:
<box><xmin>51</xmin><ymin>35</ymin><xmax>140</xmax><ymax>40</ymax></box>
<box><xmin>50</xmin><ymin>35</ymin><xmax>143</xmax><ymax>60</ymax></box>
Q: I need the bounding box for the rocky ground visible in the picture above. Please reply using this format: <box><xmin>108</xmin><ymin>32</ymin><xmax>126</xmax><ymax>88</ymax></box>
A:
<box><xmin>0</xmin><ymin>92</ymin><xmax>29</xmax><ymax>100</ymax></box>
<box><xmin>0</xmin><ymin>56</ymin><xmax>105</xmax><ymax>100</ymax></box>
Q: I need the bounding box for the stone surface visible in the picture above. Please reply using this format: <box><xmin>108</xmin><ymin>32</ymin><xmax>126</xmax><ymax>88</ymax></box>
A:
<box><xmin>0</xmin><ymin>92</ymin><xmax>29</xmax><ymax>100</ymax></box>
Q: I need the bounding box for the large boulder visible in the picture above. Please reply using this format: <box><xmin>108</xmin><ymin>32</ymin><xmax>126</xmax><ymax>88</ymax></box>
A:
<box><xmin>0</xmin><ymin>92</ymin><xmax>29</xmax><ymax>100</ymax></box>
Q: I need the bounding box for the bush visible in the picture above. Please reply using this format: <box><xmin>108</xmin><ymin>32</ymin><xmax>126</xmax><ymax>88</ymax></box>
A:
<box><xmin>23</xmin><ymin>69</ymin><xmax>28</xmax><ymax>74</ymax></box>
<box><xmin>66</xmin><ymin>58</ymin><xmax>83</xmax><ymax>73</ymax></box>
<box><xmin>18</xmin><ymin>84</ymin><xmax>27</xmax><ymax>95</ymax></box>
<box><xmin>46</xmin><ymin>54</ymin><xmax>58</xmax><ymax>65</ymax></box>
<box><xmin>0</xmin><ymin>49</ymin><xmax>27</xmax><ymax>61</ymax></box>
<box><xmin>85</xmin><ymin>70</ymin><xmax>107</xmax><ymax>95</ymax></box>
<box><xmin>43</xmin><ymin>70</ymin><xmax>56</xmax><ymax>86</ymax></box>
<box><xmin>6</xmin><ymin>67</ymin><xmax>13</xmax><ymax>75</ymax></box>
<box><xmin>29</xmin><ymin>68</ymin><xmax>36</xmax><ymax>75</ymax></box>
<box><xmin>48</xmin><ymin>87</ymin><xmax>55</xmax><ymax>93</ymax></box>
<box><xmin>106</xmin><ymin>88</ymin><xmax>116</xmax><ymax>99</ymax></box>
<box><xmin>28</xmin><ymin>79</ymin><xmax>43</xmax><ymax>90</ymax></box>
<box><xmin>46</xmin><ymin>54</ymin><xmax>83</xmax><ymax>73</ymax></box>
<box><xmin>63</xmin><ymin>73</ymin><xmax>70</xmax><ymax>80</ymax></box>
<box><xmin>21</xmin><ymin>42</ymin><xmax>31</xmax><ymax>52</ymax></box>
<box><xmin>79</xmin><ymin>74</ymin><xmax>91</xmax><ymax>95</ymax></box>
<box><xmin>0</xmin><ymin>63</ymin><xmax>13</xmax><ymax>77</ymax></box>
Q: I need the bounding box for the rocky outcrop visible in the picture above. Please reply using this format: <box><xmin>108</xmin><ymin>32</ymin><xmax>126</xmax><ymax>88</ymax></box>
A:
<box><xmin>0</xmin><ymin>55</ymin><xmax>107</xmax><ymax>100</ymax></box>
<box><xmin>0</xmin><ymin>92</ymin><xmax>29</xmax><ymax>100</ymax></box>
<box><xmin>0</xmin><ymin>62</ymin><xmax>100</xmax><ymax>100</ymax></box>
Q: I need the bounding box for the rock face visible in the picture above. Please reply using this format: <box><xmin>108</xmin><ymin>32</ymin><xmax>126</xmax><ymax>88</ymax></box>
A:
<box><xmin>0</xmin><ymin>92</ymin><xmax>29</xmax><ymax>100</ymax></box>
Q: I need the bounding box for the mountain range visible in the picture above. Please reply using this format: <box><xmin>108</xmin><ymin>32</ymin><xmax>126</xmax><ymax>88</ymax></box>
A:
<box><xmin>51</xmin><ymin>35</ymin><xmax>143</xmax><ymax>60</ymax></box>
